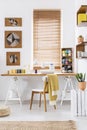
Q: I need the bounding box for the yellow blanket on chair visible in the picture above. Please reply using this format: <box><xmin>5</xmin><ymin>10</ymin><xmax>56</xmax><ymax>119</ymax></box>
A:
<box><xmin>44</xmin><ymin>74</ymin><xmax>59</xmax><ymax>105</ymax></box>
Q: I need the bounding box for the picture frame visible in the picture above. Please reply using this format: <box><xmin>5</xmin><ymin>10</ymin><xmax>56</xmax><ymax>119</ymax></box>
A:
<box><xmin>6</xmin><ymin>52</ymin><xmax>20</xmax><ymax>66</ymax></box>
<box><xmin>5</xmin><ymin>31</ymin><xmax>22</xmax><ymax>48</ymax></box>
<box><xmin>5</xmin><ymin>18</ymin><xmax>22</xmax><ymax>27</ymax></box>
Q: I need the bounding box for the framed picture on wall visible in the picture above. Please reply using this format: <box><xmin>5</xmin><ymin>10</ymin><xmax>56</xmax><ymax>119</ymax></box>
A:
<box><xmin>5</xmin><ymin>18</ymin><xmax>22</xmax><ymax>27</ymax></box>
<box><xmin>6</xmin><ymin>52</ymin><xmax>20</xmax><ymax>66</ymax></box>
<box><xmin>5</xmin><ymin>31</ymin><xmax>22</xmax><ymax>48</ymax></box>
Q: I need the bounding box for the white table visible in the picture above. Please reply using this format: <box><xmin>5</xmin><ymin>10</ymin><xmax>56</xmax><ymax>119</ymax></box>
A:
<box><xmin>1</xmin><ymin>73</ymin><xmax>76</xmax><ymax>106</ymax></box>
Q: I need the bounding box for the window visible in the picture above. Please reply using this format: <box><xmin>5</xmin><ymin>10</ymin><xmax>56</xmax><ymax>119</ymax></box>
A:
<box><xmin>33</xmin><ymin>10</ymin><xmax>61</xmax><ymax>69</ymax></box>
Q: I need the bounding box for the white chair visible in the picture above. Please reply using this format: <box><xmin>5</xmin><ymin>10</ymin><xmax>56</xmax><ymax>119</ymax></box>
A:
<box><xmin>30</xmin><ymin>76</ymin><xmax>56</xmax><ymax>112</ymax></box>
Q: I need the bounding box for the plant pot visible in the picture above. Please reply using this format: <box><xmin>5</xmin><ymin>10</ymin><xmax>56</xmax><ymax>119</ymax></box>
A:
<box><xmin>78</xmin><ymin>35</ymin><xmax>84</xmax><ymax>44</ymax></box>
<box><xmin>78</xmin><ymin>81</ymin><xmax>86</xmax><ymax>91</ymax></box>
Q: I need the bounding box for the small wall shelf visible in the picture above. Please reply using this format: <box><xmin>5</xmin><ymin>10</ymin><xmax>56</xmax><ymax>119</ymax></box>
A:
<box><xmin>77</xmin><ymin>5</ymin><xmax>87</xmax><ymax>26</ymax></box>
<box><xmin>76</xmin><ymin>42</ymin><xmax>87</xmax><ymax>58</ymax></box>
<box><xmin>61</xmin><ymin>48</ymin><xmax>73</xmax><ymax>73</ymax></box>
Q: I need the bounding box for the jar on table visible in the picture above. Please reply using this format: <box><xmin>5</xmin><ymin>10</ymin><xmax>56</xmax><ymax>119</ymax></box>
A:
<box><xmin>49</xmin><ymin>63</ymin><xmax>54</xmax><ymax>70</ymax></box>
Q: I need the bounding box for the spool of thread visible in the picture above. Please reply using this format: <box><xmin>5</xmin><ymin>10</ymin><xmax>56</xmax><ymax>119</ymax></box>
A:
<box><xmin>16</xmin><ymin>69</ymin><xmax>21</xmax><ymax>73</ymax></box>
<box><xmin>35</xmin><ymin>69</ymin><xmax>37</xmax><ymax>73</ymax></box>
<box><xmin>12</xmin><ymin>69</ymin><xmax>16</xmax><ymax>74</ymax></box>
<box><xmin>21</xmin><ymin>69</ymin><xmax>26</xmax><ymax>73</ymax></box>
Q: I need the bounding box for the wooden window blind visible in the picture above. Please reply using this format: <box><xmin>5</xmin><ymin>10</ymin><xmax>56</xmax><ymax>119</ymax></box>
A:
<box><xmin>33</xmin><ymin>10</ymin><xmax>61</xmax><ymax>69</ymax></box>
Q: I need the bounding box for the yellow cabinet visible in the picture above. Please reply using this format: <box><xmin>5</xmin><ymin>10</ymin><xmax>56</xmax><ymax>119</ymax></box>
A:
<box><xmin>77</xmin><ymin>5</ymin><xmax>87</xmax><ymax>26</ymax></box>
<box><xmin>78</xmin><ymin>13</ymin><xmax>86</xmax><ymax>25</ymax></box>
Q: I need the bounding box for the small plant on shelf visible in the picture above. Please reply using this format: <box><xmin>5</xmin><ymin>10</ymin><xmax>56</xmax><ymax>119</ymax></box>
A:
<box><xmin>77</xmin><ymin>35</ymin><xmax>84</xmax><ymax>44</ymax></box>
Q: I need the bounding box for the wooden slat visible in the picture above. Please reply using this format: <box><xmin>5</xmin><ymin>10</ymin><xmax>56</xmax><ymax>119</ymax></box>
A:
<box><xmin>33</xmin><ymin>10</ymin><xmax>61</xmax><ymax>68</ymax></box>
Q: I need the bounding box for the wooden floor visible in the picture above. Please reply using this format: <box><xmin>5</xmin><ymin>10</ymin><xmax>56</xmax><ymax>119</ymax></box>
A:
<box><xmin>0</xmin><ymin>101</ymin><xmax>87</xmax><ymax>130</ymax></box>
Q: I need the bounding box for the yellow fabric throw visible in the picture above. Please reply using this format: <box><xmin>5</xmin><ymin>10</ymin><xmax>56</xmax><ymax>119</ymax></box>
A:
<box><xmin>44</xmin><ymin>74</ymin><xmax>59</xmax><ymax>105</ymax></box>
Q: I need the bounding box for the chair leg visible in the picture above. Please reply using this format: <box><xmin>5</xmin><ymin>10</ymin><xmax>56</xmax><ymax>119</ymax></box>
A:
<box><xmin>43</xmin><ymin>93</ymin><xmax>47</xmax><ymax>112</ymax></box>
<box><xmin>39</xmin><ymin>93</ymin><xmax>41</xmax><ymax>107</ymax></box>
<box><xmin>54</xmin><ymin>105</ymin><xmax>56</xmax><ymax>109</ymax></box>
<box><xmin>30</xmin><ymin>91</ymin><xmax>34</xmax><ymax>110</ymax></box>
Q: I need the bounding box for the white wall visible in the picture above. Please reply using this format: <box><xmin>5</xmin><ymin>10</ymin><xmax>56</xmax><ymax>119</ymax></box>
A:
<box><xmin>75</xmin><ymin>0</ymin><xmax>87</xmax><ymax>76</ymax></box>
<box><xmin>0</xmin><ymin>0</ymin><xmax>76</xmax><ymax>100</ymax></box>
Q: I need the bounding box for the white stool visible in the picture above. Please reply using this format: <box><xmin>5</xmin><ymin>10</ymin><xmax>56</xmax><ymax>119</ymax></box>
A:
<box><xmin>71</xmin><ymin>89</ymin><xmax>87</xmax><ymax>116</ymax></box>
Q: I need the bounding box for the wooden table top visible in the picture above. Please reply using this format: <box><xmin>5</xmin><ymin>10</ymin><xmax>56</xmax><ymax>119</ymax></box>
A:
<box><xmin>1</xmin><ymin>73</ymin><xmax>76</xmax><ymax>76</ymax></box>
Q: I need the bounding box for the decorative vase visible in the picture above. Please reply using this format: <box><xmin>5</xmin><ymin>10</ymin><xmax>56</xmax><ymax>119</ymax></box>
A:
<box><xmin>78</xmin><ymin>81</ymin><xmax>86</xmax><ymax>91</ymax></box>
<box><xmin>78</xmin><ymin>35</ymin><xmax>84</xmax><ymax>44</ymax></box>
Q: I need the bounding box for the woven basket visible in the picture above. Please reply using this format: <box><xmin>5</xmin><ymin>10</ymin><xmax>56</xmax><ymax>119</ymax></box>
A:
<box><xmin>0</xmin><ymin>106</ymin><xmax>10</xmax><ymax>117</ymax></box>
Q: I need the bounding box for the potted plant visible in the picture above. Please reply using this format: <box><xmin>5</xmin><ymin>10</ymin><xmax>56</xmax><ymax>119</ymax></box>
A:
<box><xmin>76</xmin><ymin>73</ymin><xmax>86</xmax><ymax>91</ymax></box>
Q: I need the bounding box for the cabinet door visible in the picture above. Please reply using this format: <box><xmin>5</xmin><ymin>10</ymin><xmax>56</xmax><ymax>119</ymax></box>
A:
<box><xmin>78</xmin><ymin>13</ymin><xmax>86</xmax><ymax>25</ymax></box>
